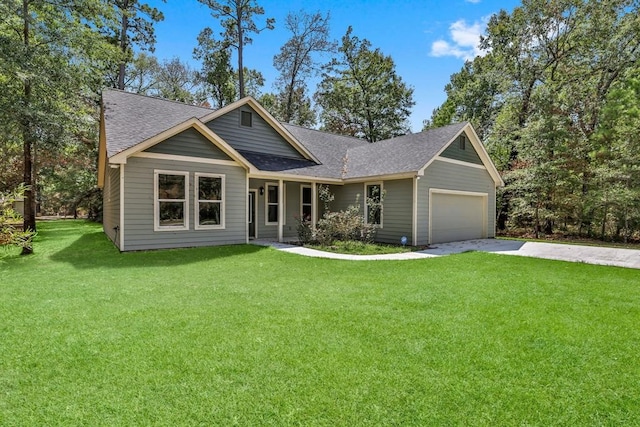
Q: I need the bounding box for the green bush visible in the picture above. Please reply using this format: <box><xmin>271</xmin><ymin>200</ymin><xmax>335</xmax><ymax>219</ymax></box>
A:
<box><xmin>1</xmin><ymin>185</ymin><xmax>36</xmax><ymax>252</ymax></box>
<box><xmin>299</xmin><ymin>185</ymin><xmax>379</xmax><ymax>246</ymax></box>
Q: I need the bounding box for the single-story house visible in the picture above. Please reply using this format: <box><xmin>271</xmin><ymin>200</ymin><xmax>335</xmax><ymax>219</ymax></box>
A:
<box><xmin>98</xmin><ymin>89</ymin><xmax>504</xmax><ymax>251</ymax></box>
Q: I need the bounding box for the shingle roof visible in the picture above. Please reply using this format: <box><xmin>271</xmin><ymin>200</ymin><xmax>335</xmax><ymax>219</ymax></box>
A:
<box><xmin>343</xmin><ymin>123</ymin><xmax>468</xmax><ymax>179</ymax></box>
<box><xmin>102</xmin><ymin>89</ymin><xmax>214</xmax><ymax>158</ymax></box>
<box><xmin>102</xmin><ymin>89</ymin><xmax>471</xmax><ymax>181</ymax></box>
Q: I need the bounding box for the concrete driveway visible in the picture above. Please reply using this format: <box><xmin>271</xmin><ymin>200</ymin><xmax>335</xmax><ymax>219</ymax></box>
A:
<box><xmin>422</xmin><ymin>239</ymin><xmax>640</xmax><ymax>269</ymax></box>
<box><xmin>254</xmin><ymin>238</ymin><xmax>640</xmax><ymax>268</ymax></box>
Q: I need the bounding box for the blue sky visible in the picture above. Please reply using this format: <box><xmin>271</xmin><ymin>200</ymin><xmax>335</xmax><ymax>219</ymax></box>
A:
<box><xmin>147</xmin><ymin>0</ymin><xmax>520</xmax><ymax>132</ymax></box>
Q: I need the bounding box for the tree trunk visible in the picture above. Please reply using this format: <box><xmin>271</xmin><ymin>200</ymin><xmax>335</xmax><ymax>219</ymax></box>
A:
<box><xmin>21</xmin><ymin>0</ymin><xmax>35</xmax><ymax>255</ymax></box>
<box><xmin>117</xmin><ymin>1</ymin><xmax>129</xmax><ymax>90</ymax></box>
<box><xmin>237</xmin><ymin>3</ymin><xmax>244</xmax><ymax>99</ymax></box>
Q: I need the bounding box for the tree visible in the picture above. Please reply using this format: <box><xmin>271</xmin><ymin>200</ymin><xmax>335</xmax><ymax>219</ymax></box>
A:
<box><xmin>108</xmin><ymin>0</ymin><xmax>165</xmax><ymax>90</ymax></box>
<box><xmin>273</xmin><ymin>11</ymin><xmax>333</xmax><ymax>126</ymax></box>
<box><xmin>236</xmin><ymin>67</ymin><xmax>264</xmax><ymax>99</ymax></box>
<box><xmin>592</xmin><ymin>71</ymin><xmax>640</xmax><ymax>241</ymax></box>
<box><xmin>426</xmin><ymin>0</ymin><xmax>640</xmax><ymax>239</ymax></box>
<box><xmin>0</xmin><ymin>0</ymin><xmax>117</xmax><ymax>253</ymax></box>
<box><xmin>122</xmin><ymin>52</ymin><xmax>161</xmax><ymax>94</ymax></box>
<box><xmin>194</xmin><ymin>27</ymin><xmax>236</xmax><ymax>108</ymax></box>
<box><xmin>197</xmin><ymin>0</ymin><xmax>274</xmax><ymax>98</ymax></box>
<box><xmin>315</xmin><ymin>27</ymin><xmax>414</xmax><ymax>142</ymax></box>
<box><xmin>155</xmin><ymin>57</ymin><xmax>204</xmax><ymax>103</ymax></box>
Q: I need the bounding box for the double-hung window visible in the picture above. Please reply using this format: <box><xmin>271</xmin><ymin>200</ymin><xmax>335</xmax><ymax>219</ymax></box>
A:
<box><xmin>195</xmin><ymin>173</ymin><xmax>225</xmax><ymax>229</ymax></box>
<box><xmin>266</xmin><ymin>183</ymin><xmax>279</xmax><ymax>225</ymax></box>
<box><xmin>301</xmin><ymin>185</ymin><xmax>312</xmax><ymax>221</ymax></box>
<box><xmin>365</xmin><ymin>183</ymin><xmax>383</xmax><ymax>227</ymax></box>
<box><xmin>155</xmin><ymin>171</ymin><xmax>189</xmax><ymax>231</ymax></box>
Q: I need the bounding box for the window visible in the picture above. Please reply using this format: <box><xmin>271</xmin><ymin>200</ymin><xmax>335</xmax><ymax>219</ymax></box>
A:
<box><xmin>301</xmin><ymin>185</ymin><xmax>312</xmax><ymax>221</ymax></box>
<box><xmin>195</xmin><ymin>173</ymin><xmax>224</xmax><ymax>229</ymax></box>
<box><xmin>241</xmin><ymin>110</ymin><xmax>252</xmax><ymax>127</ymax></box>
<box><xmin>266</xmin><ymin>183</ymin><xmax>279</xmax><ymax>224</ymax></box>
<box><xmin>155</xmin><ymin>171</ymin><xmax>188</xmax><ymax>231</ymax></box>
<box><xmin>459</xmin><ymin>134</ymin><xmax>466</xmax><ymax>150</ymax></box>
<box><xmin>365</xmin><ymin>183</ymin><xmax>383</xmax><ymax>226</ymax></box>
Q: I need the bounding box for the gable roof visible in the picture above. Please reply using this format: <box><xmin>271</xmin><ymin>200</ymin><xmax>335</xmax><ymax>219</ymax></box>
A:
<box><xmin>342</xmin><ymin>123</ymin><xmax>467</xmax><ymax>179</ymax></box>
<box><xmin>100</xmin><ymin>89</ymin><xmax>503</xmax><ymax>186</ymax></box>
<box><xmin>102</xmin><ymin>89</ymin><xmax>213</xmax><ymax>158</ymax></box>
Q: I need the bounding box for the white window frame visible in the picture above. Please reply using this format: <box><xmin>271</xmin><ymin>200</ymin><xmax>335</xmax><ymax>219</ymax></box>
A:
<box><xmin>364</xmin><ymin>182</ymin><xmax>384</xmax><ymax>228</ymax></box>
<box><xmin>265</xmin><ymin>182</ymin><xmax>279</xmax><ymax>225</ymax></box>
<box><xmin>154</xmin><ymin>170</ymin><xmax>189</xmax><ymax>232</ymax></box>
<box><xmin>300</xmin><ymin>185</ymin><xmax>312</xmax><ymax>222</ymax></box>
<box><xmin>194</xmin><ymin>173</ymin><xmax>225</xmax><ymax>230</ymax></box>
<box><xmin>265</xmin><ymin>182</ymin><xmax>286</xmax><ymax>225</ymax></box>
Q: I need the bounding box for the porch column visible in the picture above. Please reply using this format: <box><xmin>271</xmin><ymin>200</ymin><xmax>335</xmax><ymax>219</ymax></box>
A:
<box><xmin>278</xmin><ymin>179</ymin><xmax>284</xmax><ymax>242</ymax></box>
<box><xmin>311</xmin><ymin>181</ymin><xmax>317</xmax><ymax>229</ymax></box>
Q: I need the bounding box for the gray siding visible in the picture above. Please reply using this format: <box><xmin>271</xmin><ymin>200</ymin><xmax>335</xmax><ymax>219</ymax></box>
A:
<box><xmin>327</xmin><ymin>181</ymin><xmax>413</xmax><ymax>245</ymax></box>
<box><xmin>122</xmin><ymin>157</ymin><xmax>246</xmax><ymax>251</ymax></box>
<box><xmin>417</xmin><ymin>159</ymin><xmax>496</xmax><ymax>245</ymax></box>
<box><xmin>103</xmin><ymin>166</ymin><xmax>121</xmax><ymax>249</ymax></box>
<box><xmin>207</xmin><ymin>106</ymin><xmax>304</xmax><ymax>159</ymax></box>
<box><xmin>375</xmin><ymin>179</ymin><xmax>413</xmax><ymax>244</ymax></box>
<box><xmin>329</xmin><ymin>184</ymin><xmax>363</xmax><ymax>213</ymax></box>
<box><xmin>440</xmin><ymin>132</ymin><xmax>483</xmax><ymax>165</ymax></box>
<box><xmin>248</xmin><ymin>179</ymin><xmax>312</xmax><ymax>240</ymax></box>
<box><xmin>144</xmin><ymin>128</ymin><xmax>231</xmax><ymax>160</ymax></box>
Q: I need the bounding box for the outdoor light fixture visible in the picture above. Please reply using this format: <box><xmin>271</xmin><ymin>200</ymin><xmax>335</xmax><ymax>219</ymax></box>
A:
<box><xmin>259</xmin><ymin>186</ymin><xmax>264</xmax><ymax>195</ymax></box>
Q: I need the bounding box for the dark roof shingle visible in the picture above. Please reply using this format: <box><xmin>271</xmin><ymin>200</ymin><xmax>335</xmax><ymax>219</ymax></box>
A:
<box><xmin>102</xmin><ymin>89</ymin><xmax>470</xmax><ymax>180</ymax></box>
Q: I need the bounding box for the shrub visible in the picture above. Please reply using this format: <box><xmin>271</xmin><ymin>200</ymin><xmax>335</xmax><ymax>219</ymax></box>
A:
<box><xmin>306</xmin><ymin>185</ymin><xmax>379</xmax><ymax>246</ymax></box>
<box><xmin>1</xmin><ymin>185</ymin><xmax>36</xmax><ymax>252</ymax></box>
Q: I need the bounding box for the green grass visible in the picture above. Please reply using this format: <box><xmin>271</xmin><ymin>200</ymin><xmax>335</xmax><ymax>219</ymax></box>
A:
<box><xmin>2</xmin><ymin>220</ymin><xmax>640</xmax><ymax>426</ymax></box>
<box><xmin>307</xmin><ymin>240</ymin><xmax>420</xmax><ymax>255</ymax></box>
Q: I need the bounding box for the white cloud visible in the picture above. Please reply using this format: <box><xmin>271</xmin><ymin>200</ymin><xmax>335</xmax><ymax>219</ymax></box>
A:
<box><xmin>465</xmin><ymin>0</ymin><xmax>481</xmax><ymax>3</ymax></box>
<box><xmin>430</xmin><ymin>18</ymin><xmax>489</xmax><ymax>61</ymax></box>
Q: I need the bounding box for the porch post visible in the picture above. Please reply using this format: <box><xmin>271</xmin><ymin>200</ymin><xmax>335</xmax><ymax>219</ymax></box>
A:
<box><xmin>412</xmin><ymin>176</ymin><xmax>418</xmax><ymax>246</ymax></box>
<box><xmin>311</xmin><ymin>181</ymin><xmax>317</xmax><ymax>229</ymax></box>
<box><xmin>278</xmin><ymin>178</ymin><xmax>284</xmax><ymax>242</ymax></box>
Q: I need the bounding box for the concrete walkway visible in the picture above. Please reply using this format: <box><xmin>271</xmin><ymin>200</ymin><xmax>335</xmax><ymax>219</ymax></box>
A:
<box><xmin>251</xmin><ymin>239</ymin><xmax>640</xmax><ymax>269</ymax></box>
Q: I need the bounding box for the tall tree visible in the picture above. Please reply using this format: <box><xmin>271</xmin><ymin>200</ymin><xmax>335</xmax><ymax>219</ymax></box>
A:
<box><xmin>426</xmin><ymin>0</ymin><xmax>640</xmax><ymax>239</ymax></box>
<box><xmin>109</xmin><ymin>0</ymin><xmax>164</xmax><ymax>90</ymax></box>
<box><xmin>155</xmin><ymin>57</ymin><xmax>203</xmax><ymax>103</ymax></box>
<box><xmin>123</xmin><ymin>52</ymin><xmax>161</xmax><ymax>94</ymax></box>
<box><xmin>315</xmin><ymin>26</ymin><xmax>414</xmax><ymax>142</ymax></box>
<box><xmin>0</xmin><ymin>0</ymin><xmax>117</xmax><ymax>253</ymax></box>
<box><xmin>197</xmin><ymin>0</ymin><xmax>274</xmax><ymax>98</ymax></box>
<box><xmin>194</xmin><ymin>27</ymin><xmax>236</xmax><ymax>108</ymax></box>
<box><xmin>273</xmin><ymin>11</ymin><xmax>333</xmax><ymax>126</ymax></box>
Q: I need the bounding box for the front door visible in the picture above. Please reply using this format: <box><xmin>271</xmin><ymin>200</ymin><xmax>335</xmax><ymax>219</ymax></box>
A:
<box><xmin>248</xmin><ymin>190</ymin><xmax>257</xmax><ymax>239</ymax></box>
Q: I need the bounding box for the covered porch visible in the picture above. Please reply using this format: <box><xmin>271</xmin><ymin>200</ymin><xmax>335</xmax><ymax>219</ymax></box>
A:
<box><xmin>248</xmin><ymin>177</ymin><xmax>337</xmax><ymax>243</ymax></box>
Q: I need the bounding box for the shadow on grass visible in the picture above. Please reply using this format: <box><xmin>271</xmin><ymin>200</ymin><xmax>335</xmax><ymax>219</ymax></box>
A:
<box><xmin>48</xmin><ymin>228</ymin><xmax>266</xmax><ymax>270</ymax></box>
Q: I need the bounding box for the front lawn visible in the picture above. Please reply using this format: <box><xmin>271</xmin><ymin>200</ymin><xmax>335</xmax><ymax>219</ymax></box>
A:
<box><xmin>1</xmin><ymin>221</ymin><xmax>639</xmax><ymax>425</ymax></box>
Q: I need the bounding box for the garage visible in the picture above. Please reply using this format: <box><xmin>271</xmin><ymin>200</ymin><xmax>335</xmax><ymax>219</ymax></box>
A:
<box><xmin>429</xmin><ymin>190</ymin><xmax>487</xmax><ymax>244</ymax></box>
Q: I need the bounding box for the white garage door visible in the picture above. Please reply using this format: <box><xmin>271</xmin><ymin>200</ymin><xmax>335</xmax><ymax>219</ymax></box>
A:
<box><xmin>430</xmin><ymin>191</ymin><xmax>487</xmax><ymax>244</ymax></box>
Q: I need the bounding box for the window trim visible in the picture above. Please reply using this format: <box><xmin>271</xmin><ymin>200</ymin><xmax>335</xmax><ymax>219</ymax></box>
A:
<box><xmin>364</xmin><ymin>182</ymin><xmax>384</xmax><ymax>228</ymax></box>
<box><xmin>194</xmin><ymin>172</ymin><xmax>225</xmax><ymax>230</ymax></box>
<box><xmin>300</xmin><ymin>185</ymin><xmax>312</xmax><ymax>222</ymax></box>
<box><xmin>459</xmin><ymin>134</ymin><xmax>466</xmax><ymax>150</ymax></box>
<box><xmin>154</xmin><ymin>170</ymin><xmax>189</xmax><ymax>232</ymax></box>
